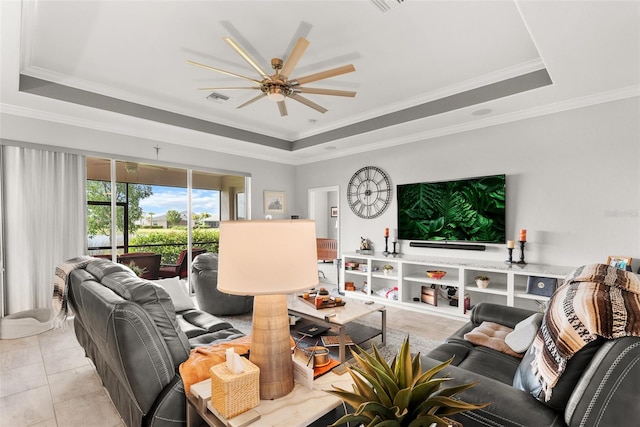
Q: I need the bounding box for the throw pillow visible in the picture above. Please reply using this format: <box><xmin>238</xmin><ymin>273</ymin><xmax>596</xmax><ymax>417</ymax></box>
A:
<box><xmin>505</xmin><ymin>313</ymin><xmax>543</xmax><ymax>353</ymax></box>
<box><xmin>463</xmin><ymin>321</ymin><xmax>524</xmax><ymax>358</ymax></box>
<box><xmin>152</xmin><ymin>276</ymin><xmax>195</xmax><ymax>312</ymax></box>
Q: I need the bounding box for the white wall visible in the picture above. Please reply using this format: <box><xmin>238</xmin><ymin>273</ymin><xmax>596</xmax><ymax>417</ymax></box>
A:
<box><xmin>312</xmin><ymin>190</ymin><xmax>328</xmax><ymax>237</ymax></box>
<box><xmin>294</xmin><ymin>98</ymin><xmax>640</xmax><ymax>271</ymax></box>
<box><xmin>309</xmin><ymin>188</ymin><xmax>338</xmax><ymax>239</ymax></box>
<box><xmin>327</xmin><ymin>191</ymin><xmax>338</xmax><ymax>239</ymax></box>
<box><xmin>3</xmin><ymin>97</ymin><xmax>638</xmax><ymax>271</ymax></box>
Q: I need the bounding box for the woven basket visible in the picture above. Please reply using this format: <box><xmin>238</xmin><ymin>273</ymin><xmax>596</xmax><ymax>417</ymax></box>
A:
<box><xmin>210</xmin><ymin>357</ymin><xmax>260</xmax><ymax>419</ymax></box>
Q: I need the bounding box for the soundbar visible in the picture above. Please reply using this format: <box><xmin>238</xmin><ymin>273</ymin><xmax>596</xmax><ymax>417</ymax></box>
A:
<box><xmin>409</xmin><ymin>242</ymin><xmax>486</xmax><ymax>251</ymax></box>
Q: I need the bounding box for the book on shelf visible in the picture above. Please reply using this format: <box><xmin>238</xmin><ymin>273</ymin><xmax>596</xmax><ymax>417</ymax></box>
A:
<box><xmin>321</xmin><ymin>335</ymin><xmax>355</xmax><ymax>347</ymax></box>
<box><xmin>297</xmin><ymin>324</ymin><xmax>330</xmax><ymax>337</ymax></box>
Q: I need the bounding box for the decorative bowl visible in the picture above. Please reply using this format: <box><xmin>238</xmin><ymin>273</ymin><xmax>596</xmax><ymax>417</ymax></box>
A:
<box><xmin>475</xmin><ymin>279</ymin><xmax>490</xmax><ymax>289</ymax></box>
<box><xmin>426</xmin><ymin>270</ymin><xmax>447</xmax><ymax>279</ymax></box>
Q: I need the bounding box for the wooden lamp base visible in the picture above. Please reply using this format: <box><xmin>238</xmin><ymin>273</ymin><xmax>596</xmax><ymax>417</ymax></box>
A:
<box><xmin>249</xmin><ymin>294</ymin><xmax>294</xmax><ymax>400</ymax></box>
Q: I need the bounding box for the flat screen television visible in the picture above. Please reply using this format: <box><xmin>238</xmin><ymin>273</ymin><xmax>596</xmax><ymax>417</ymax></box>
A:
<box><xmin>397</xmin><ymin>174</ymin><xmax>506</xmax><ymax>243</ymax></box>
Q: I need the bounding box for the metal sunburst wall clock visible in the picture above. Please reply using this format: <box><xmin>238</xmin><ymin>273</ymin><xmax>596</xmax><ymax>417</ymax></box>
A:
<box><xmin>347</xmin><ymin>166</ymin><xmax>392</xmax><ymax>219</ymax></box>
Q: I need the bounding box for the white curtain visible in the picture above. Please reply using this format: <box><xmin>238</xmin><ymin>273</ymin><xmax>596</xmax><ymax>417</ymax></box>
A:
<box><xmin>1</xmin><ymin>145</ymin><xmax>86</xmax><ymax>315</ymax></box>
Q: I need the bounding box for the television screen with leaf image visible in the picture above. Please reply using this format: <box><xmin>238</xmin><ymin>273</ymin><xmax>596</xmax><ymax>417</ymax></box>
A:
<box><xmin>397</xmin><ymin>174</ymin><xmax>506</xmax><ymax>243</ymax></box>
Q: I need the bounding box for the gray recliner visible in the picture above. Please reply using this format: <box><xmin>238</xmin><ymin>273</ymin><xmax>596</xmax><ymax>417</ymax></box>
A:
<box><xmin>191</xmin><ymin>252</ymin><xmax>253</xmax><ymax>316</ymax></box>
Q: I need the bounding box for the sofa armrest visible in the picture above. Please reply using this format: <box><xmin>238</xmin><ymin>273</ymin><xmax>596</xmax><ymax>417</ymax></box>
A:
<box><xmin>470</xmin><ymin>302</ymin><xmax>537</xmax><ymax>329</ymax></box>
<box><xmin>421</xmin><ymin>356</ymin><xmax>565</xmax><ymax>427</ymax></box>
<box><xmin>564</xmin><ymin>337</ymin><xmax>640</xmax><ymax>427</ymax></box>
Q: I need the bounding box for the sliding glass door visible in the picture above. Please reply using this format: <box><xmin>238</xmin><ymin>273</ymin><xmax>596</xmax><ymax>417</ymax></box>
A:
<box><xmin>86</xmin><ymin>157</ymin><xmax>247</xmax><ymax>284</ymax></box>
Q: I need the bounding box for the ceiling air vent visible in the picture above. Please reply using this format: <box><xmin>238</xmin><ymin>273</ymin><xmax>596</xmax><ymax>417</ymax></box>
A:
<box><xmin>206</xmin><ymin>92</ymin><xmax>230</xmax><ymax>103</ymax></box>
<box><xmin>371</xmin><ymin>0</ymin><xmax>404</xmax><ymax>13</ymax></box>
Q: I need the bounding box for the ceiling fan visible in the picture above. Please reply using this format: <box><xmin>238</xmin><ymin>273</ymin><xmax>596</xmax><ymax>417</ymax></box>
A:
<box><xmin>188</xmin><ymin>37</ymin><xmax>356</xmax><ymax>116</ymax></box>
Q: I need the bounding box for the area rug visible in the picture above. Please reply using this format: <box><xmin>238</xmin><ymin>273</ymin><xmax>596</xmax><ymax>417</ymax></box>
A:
<box><xmin>216</xmin><ymin>312</ymin><xmax>442</xmax><ymax>363</ymax></box>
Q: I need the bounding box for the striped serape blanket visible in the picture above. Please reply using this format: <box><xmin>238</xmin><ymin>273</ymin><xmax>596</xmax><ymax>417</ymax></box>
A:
<box><xmin>531</xmin><ymin>263</ymin><xmax>640</xmax><ymax>401</ymax></box>
<box><xmin>52</xmin><ymin>256</ymin><xmax>95</xmax><ymax>327</ymax></box>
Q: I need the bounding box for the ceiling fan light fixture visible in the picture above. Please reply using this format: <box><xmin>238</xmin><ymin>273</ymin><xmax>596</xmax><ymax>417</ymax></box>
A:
<box><xmin>267</xmin><ymin>86</ymin><xmax>286</xmax><ymax>102</ymax></box>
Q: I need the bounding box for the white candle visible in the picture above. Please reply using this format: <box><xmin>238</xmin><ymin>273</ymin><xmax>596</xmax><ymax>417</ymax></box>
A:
<box><xmin>507</xmin><ymin>240</ymin><xmax>515</xmax><ymax>249</ymax></box>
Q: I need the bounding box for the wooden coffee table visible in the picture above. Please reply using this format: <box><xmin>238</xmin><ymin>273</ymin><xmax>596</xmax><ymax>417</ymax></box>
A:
<box><xmin>287</xmin><ymin>295</ymin><xmax>386</xmax><ymax>363</ymax></box>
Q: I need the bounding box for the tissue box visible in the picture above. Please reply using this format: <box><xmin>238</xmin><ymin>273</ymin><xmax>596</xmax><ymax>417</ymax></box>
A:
<box><xmin>210</xmin><ymin>357</ymin><xmax>260</xmax><ymax>419</ymax></box>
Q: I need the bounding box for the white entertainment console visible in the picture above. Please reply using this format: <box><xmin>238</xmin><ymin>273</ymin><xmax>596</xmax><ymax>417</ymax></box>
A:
<box><xmin>341</xmin><ymin>252</ymin><xmax>575</xmax><ymax>319</ymax></box>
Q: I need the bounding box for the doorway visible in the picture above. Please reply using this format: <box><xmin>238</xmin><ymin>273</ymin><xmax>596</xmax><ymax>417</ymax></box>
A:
<box><xmin>308</xmin><ymin>186</ymin><xmax>339</xmax><ymax>286</ymax></box>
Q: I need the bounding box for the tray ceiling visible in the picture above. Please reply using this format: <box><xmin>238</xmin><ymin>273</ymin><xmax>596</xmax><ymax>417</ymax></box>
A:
<box><xmin>2</xmin><ymin>1</ymin><xmax>638</xmax><ymax>164</ymax></box>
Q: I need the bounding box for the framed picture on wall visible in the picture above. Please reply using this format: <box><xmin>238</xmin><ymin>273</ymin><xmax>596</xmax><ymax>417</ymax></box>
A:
<box><xmin>264</xmin><ymin>190</ymin><xmax>286</xmax><ymax>215</ymax></box>
<box><xmin>606</xmin><ymin>256</ymin><xmax>632</xmax><ymax>270</ymax></box>
<box><xmin>330</xmin><ymin>206</ymin><xmax>338</xmax><ymax>217</ymax></box>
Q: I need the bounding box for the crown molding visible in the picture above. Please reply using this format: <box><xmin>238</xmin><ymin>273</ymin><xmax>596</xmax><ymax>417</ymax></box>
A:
<box><xmin>296</xmin><ymin>58</ymin><xmax>547</xmax><ymax>140</ymax></box>
<box><xmin>290</xmin><ymin>85</ymin><xmax>640</xmax><ymax>164</ymax></box>
<box><xmin>0</xmin><ymin>103</ymin><xmax>297</xmax><ymax>165</ymax></box>
<box><xmin>4</xmin><ymin>84</ymin><xmax>637</xmax><ymax>166</ymax></box>
<box><xmin>21</xmin><ymin>55</ymin><xmax>545</xmax><ymax>144</ymax></box>
<box><xmin>20</xmin><ymin>66</ymin><xmax>295</xmax><ymax>143</ymax></box>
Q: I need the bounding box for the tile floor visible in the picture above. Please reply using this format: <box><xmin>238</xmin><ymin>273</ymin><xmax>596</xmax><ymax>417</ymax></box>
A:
<box><xmin>0</xmin><ymin>290</ymin><xmax>465</xmax><ymax>427</ymax></box>
<box><xmin>0</xmin><ymin>319</ymin><xmax>124</xmax><ymax>427</ymax></box>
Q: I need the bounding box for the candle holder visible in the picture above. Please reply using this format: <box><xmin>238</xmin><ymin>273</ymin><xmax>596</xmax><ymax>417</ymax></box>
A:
<box><xmin>382</xmin><ymin>236</ymin><xmax>389</xmax><ymax>256</ymax></box>
<box><xmin>505</xmin><ymin>247</ymin><xmax>514</xmax><ymax>264</ymax></box>
<box><xmin>391</xmin><ymin>241</ymin><xmax>399</xmax><ymax>257</ymax></box>
<box><xmin>517</xmin><ymin>240</ymin><xmax>527</xmax><ymax>264</ymax></box>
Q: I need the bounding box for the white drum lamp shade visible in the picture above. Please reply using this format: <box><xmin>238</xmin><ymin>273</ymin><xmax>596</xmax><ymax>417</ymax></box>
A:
<box><xmin>217</xmin><ymin>220</ymin><xmax>318</xmax><ymax>399</ymax></box>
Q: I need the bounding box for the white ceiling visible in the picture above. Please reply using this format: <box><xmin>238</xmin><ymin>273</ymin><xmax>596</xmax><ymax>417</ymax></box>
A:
<box><xmin>2</xmin><ymin>1</ymin><xmax>639</xmax><ymax>164</ymax></box>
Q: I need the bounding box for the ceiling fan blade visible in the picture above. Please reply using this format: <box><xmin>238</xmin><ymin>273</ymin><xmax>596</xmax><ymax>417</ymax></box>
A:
<box><xmin>277</xmin><ymin>100</ymin><xmax>288</xmax><ymax>117</ymax></box>
<box><xmin>197</xmin><ymin>87</ymin><xmax>260</xmax><ymax>91</ymax></box>
<box><xmin>289</xmin><ymin>93</ymin><xmax>328</xmax><ymax>114</ymax></box>
<box><xmin>223</xmin><ymin>37</ymin><xmax>270</xmax><ymax>80</ymax></box>
<box><xmin>292</xmin><ymin>64</ymin><xmax>355</xmax><ymax>86</ymax></box>
<box><xmin>297</xmin><ymin>87</ymin><xmax>356</xmax><ymax>97</ymax></box>
<box><xmin>280</xmin><ymin>37</ymin><xmax>310</xmax><ymax>80</ymax></box>
<box><xmin>237</xmin><ymin>93</ymin><xmax>266</xmax><ymax>109</ymax></box>
<box><xmin>187</xmin><ymin>60</ymin><xmax>261</xmax><ymax>84</ymax></box>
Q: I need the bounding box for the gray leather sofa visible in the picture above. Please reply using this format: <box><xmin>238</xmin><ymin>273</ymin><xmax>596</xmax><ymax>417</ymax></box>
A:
<box><xmin>421</xmin><ymin>303</ymin><xmax>640</xmax><ymax>427</ymax></box>
<box><xmin>67</xmin><ymin>258</ymin><xmax>245</xmax><ymax>427</ymax></box>
<box><xmin>190</xmin><ymin>252</ymin><xmax>253</xmax><ymax>316</ymax></box>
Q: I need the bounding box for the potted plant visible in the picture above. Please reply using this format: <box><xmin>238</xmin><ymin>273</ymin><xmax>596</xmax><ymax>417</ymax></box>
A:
<box><xmin>327</xmin><ymin>337</ymin><xmax>487</xmax><ymax>426</ymax></box>
<box><xmin>126</xmin><ymin>262</ymin><xmax>148</xmax><ymax>278</ymax></box>
<box><xmin>383</xmin><ymin>265</ymin><xmax>394</xmax><ymax>275</ymax></box>
<box><xmin>475</xmin><ymin>275</ymin><xmax>490</xmax><ymax>289</ymax></box>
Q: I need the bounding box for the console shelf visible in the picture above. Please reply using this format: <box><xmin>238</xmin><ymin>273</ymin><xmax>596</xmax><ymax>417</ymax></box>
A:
<box><xmin>341</xmin><ymin>252</ymin><xmax>574</xmax><ymax>319</ymax></box>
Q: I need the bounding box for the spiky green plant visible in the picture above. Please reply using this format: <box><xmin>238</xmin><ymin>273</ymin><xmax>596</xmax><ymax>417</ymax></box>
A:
<box><xmin>126</xmin><ymin>262</ymin><xmax>147</xmax><ymax>277</ymax></box>
<box><xmin>327</xmin><ymin>337</ymin><xmax>488</xmax><ymax>427</ymax></box>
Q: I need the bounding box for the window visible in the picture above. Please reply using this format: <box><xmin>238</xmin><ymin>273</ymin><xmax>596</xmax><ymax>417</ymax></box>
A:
<box><xmin>86</xmin><ymin>158</ymin><xmax>245</xmax><ymax>271</ymax></box>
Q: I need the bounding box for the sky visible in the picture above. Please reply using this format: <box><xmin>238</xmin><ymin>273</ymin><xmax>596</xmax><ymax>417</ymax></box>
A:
<box><xmin>139</xmin><ymin>186</ymin><xmax>220</xmax><ymax>218</ymax></box>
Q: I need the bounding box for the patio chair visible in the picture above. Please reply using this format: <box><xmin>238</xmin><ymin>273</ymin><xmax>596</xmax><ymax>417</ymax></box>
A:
<box><xmin>158</xmin><ymin>248</ymin><xmax>206</xmax><ymax>278</ymax></box>
<box><xmin>190</xmin><ymin>252</ymin><xmax>253</xmax><ymax>315</ymax></box>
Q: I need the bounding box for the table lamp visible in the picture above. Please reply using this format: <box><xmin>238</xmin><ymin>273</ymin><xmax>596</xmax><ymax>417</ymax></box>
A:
<box><xmin>217</xmin><ymin>220</ymin><xmax>319</xmax><ymax>400</ymax></box>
